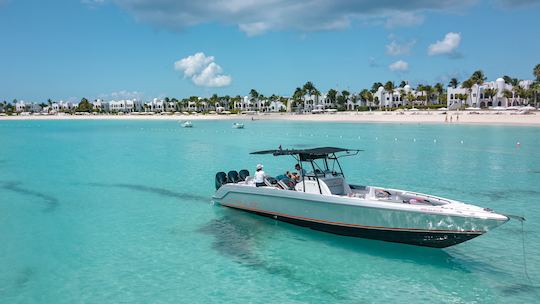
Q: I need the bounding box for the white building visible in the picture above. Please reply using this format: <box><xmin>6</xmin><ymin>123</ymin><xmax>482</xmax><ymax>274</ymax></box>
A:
<box><xmin>15</xmin><ymin>101</ymin><xmax>42</xmax><ymax>113</ymax></box>
<box><xmin>447</xmin><ymin>78</ymin><xmax>534</xmax><ymax>109</ymax></box>
<box><xmin>108</xmin><ymin>99</ymin><xmax>143</xmax><ymax>113</ymax></box>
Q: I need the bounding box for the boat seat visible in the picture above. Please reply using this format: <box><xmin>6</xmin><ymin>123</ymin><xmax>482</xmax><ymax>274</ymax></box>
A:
<box><xmin>278</xmin><ymin>178</ymin><xmax>296</xmax><ymax>190</ymax></box>
<box><xmin>238</xmin><ymin>169</ymin><xmax>250</xmax><ymax>181</ymax></box>
<box><xmin>228</xmin><ymin>170</ymin><xmax>240</xmax><ymax>183</ymax></box>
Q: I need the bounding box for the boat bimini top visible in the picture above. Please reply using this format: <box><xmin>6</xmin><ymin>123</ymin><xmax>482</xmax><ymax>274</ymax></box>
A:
<box><xmin>251</xmin><ymin>147</ymin><xmax>362</xmax><ymax>195</ymax></box>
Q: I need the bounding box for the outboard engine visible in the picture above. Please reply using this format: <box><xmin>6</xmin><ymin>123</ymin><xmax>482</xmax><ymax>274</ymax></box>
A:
<box><xmin>238</xmin><ymin>169</ymin><xmax>250</xmax><ymax>181</ymax></box>
<box><xmin>215</xmin><ymin>172</ymin><xmax>227</xmax><ymax>190</ymax></box>
<box><xmin>228</xmin><ymin>170</ymin><xmax>240</xmax><ymax>183</ymax></box>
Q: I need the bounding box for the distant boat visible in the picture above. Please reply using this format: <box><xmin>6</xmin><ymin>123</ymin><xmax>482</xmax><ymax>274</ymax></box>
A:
<box><xmin>232</xmin><ymin>122</ymin><xmax>244</xmax><ymax>129</ymax></box>
<box><xmin>180</xmin><ymin>121</ymin><xmax>193</xmax><ymax>128</ymax></box>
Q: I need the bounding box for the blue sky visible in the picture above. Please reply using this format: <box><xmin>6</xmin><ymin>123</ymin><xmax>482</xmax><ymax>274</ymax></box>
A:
<box><xmin>1</xmin><ymin>0</ymin><xmax>539</xmax><ymax>102</ymax></box>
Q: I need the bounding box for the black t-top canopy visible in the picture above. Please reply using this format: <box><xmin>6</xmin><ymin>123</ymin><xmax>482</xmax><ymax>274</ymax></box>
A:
<box><xmin>250</xmin><ymin>147</ymin><xmax>361</xmax><ymax>157</ymax></box>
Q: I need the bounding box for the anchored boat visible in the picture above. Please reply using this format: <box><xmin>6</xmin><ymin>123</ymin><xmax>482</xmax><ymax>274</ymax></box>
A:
<box><xmin>180</xmin><ymin>121</ymin><xmax>193</xmax><ymax>128</ymax></box>
<box><xmin>232</xmin><ymin>122</ymin><xmax>244</xmax><ymax>129</ymax></box>
<box><xmin>212</xmin><ymin>147</ymin><xmax>510</xmax><ymax>248</ymax></box>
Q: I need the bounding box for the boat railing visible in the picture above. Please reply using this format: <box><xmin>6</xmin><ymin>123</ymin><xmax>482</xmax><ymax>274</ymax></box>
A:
<box><xmin>400</xmin><ymin>191</ymin><xmax>452</xmax><ymax>205</ymax></box>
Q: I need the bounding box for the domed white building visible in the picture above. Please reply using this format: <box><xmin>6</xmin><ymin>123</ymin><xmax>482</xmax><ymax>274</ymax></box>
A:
<box><xmin>447</xmin><ymin>77</ymin><xmax>534</xmax><ymax>109</ymax></box>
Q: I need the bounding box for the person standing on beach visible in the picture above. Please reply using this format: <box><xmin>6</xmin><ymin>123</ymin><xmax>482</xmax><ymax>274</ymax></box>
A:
<box><xmin>456</xmin><ymin>115</ymin><xmax>459</xmax><ymax>122</ymax></box>
<box><xmin>450</xmin><ymin>116</ymin><xmax>453</xmax><ymax>122</ymax></box>
<box><xmin>445</xmin><ymin>115</ymin><xmax>448</xmax><ymax>123</ymax></box>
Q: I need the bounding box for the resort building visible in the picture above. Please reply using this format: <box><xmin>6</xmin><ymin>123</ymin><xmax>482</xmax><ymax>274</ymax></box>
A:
<box><xmin>15</xmin><ymin>101</ymin><xmax>42</xmax><ymax>113</ymax></box>
<box><xmin>108</xmin><ymin>99</ymin><xmax>143</xmax><ymax>113</ymax></box>
<box><xmin>447</xmin><ymin>78</ymin><xmax>534</xmax><ymax>109</ymax></box>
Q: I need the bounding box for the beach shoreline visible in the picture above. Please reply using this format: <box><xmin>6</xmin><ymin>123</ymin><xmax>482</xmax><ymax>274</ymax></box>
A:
<box><xmin>1</xmin><ymin>111</ymin><xmax>539</xmax><ymax>126</ymax></box>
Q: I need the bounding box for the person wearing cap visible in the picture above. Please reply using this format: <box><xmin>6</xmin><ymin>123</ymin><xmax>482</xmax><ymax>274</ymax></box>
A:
<box><xmin>254</xmin><ymin>164</ymin><xmax>267</xmax><ymax>187</ymax></box>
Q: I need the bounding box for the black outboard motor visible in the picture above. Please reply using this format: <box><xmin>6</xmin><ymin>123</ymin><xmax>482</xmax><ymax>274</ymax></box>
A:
<box><xmin>215</xmin><ymin>172</ymin><xmax>227</xmax><ymax>190</ymax></box>
<box><xmin>238</xmin><ymin>169</ymin><xmax>250</xmax><ymax>181</ymax></box>
<box><xmin>228</xmin><ymin>170</ymin><xmax>240</xmax><ymax>183</ymax></box>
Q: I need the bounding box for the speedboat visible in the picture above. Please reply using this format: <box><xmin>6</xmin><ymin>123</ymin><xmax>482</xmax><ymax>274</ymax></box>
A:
<box><xmin>180</xmin><ymin>121</ymin><xmax>193</xmax><ymax>128</ymax></box>
<box><xmin>212</xmin><ymin>147</ymin><xmax>511</xmax><ymax>248</ymax></box>
<box><xmin>232</xmin><ymin>122</ymin><xmax>244</xmax><ymax>129</ymax></box>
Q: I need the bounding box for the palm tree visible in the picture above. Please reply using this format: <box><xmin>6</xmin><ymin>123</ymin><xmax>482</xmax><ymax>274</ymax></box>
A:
<box><xmin>502</xmin><ymin>89</ymin><xmax>513</xmax><ymax>106</ymax></box>
<box><xmin>399</xmin><ymin>80</ymin><xmax>407</xmax><ymax>88</ymax></box>
<box><xmin>434</xmin><ymin>83</ymin><xmax>444</xmax><ymax>104</ymax></box>
<box><xmin>531</xmin><ymin>81</ymin><xmax>540</xmax><ymax>108</ymax></box>
<box><xmin>249</xmin><ymin>89</ymin><xmax>259</xmax><ymax>110</ymax></box>
<box><xmin>469</xmin><ymin>70</ymin><xmax>487</xmax><ymax>107</ymax></box>
<box><xmin>449</xmin><ymin>78</ymin><xmax>459</xmax><ymax>89</ymax></box>
<box><xmin>383</xmin><ymin>81</ymin><xmax>395</xmax><ymax>107</ymax></box>
<box><xmin>359</xmin><ymin>89</ymin><xmax>370</xmax><ymax>107</ymax></box>
<box><xmin>292</xmin><ymin>87</ymin><xmax>304</xmax><ymax>110</ymax></box>
<box><xmin>461</xmin><ymin>79</ymin><xmax>474</xmax><ymax>107</ymax></box>
<box><xmin>406</xmin><ymin>92</ymin><xmax>416</xmax><ymax>107</ymax></box>
<box><xmin>534</xmin><ymin>63</ymin><xmax>540</xmax><ymax>81</ymax></box>
<box><xmin>483</xmin><ymin>88</ymin><xmax>497</xmax><ymax>107</ymax></box>
<box><xmin>327</xmin><ymin>89</ymin><xmax>338</xmax><ymax>108</ymax></box>
<box><xmin>514</xmin><ymin>85</ymin><xmax>527</xmax><ymax>106</ymax></box>
<box><xmin>371</xmin><ymin>82</ymin><xmax>383</xmax><ymax>93</ymax></box>
<box><xmin>416</xmin><ymin>84</ymin><xmax>426</xmax><ymax>106</ymax></box>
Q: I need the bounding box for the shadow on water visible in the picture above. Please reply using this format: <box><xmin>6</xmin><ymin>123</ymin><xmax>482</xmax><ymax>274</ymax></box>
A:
<box><xmin>14</xmin><ymin>267</ymin><xmax>35</xmax><ymax>289</ymax></box>
<box><xmin>86</xmin><ymin>182</ymin><xmax>210</xmax><ymax>203</ymax></box>
<box><xmin>0</xmin><ymin>181</ymin><xmax>59</xmax><ymax>212</ymax></box>
<box><xmin>197</xmin><ymin>212</ymin><xmax>350</xmax><ymax>301</ymax></box>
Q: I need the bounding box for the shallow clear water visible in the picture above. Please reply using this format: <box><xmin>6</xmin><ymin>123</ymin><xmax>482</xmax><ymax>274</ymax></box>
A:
<box><xmin>0</xmin><ymin>119</ymin><xmax>539</xmax><ymax>303</ymax></box>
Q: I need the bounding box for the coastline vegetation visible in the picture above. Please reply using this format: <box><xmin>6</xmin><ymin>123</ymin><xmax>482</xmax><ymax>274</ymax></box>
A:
<box><xmin>2</xmin><ymin>64</ymin><xmax>539</xmax><ymax>116</ymax></box>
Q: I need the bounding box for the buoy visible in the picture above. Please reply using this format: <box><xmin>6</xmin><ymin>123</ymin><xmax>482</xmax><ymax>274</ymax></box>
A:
<box><xmin>517</xmin><ymin>142</ymin><xmax>521</xmax><ymax>148</ymax></box>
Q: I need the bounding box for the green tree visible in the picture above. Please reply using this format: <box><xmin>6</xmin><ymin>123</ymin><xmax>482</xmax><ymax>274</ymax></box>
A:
<box><xmin>399</xmin><ymin>80</ymin><xmax>407</xmax><ymax>88</ymax></box>
<box><xmin>449</xmin><ymin>78</ymin><xmax>459</xmax><ymax>89</ymax></box>
<box><xmin>327</xmin><ymin>89</ymin><xmax>337</xmax><ymax>107</ymax></box>
<box><xmin>533</xmin><ymin>63</ymin><xmax>540</xmax><ymax>81</ymax></box>
<box><xmin>383</xmin><ymin>81</ymin><xmax>395</xmax><ymax>107</ymax></box>
<box><xmin>371</xmin><ymin>82</ymin><xmax>383</xmax><ymax>93</ymax></box>
<box><xmin>77</xmin><ymin>98</ymin><xmax>92</xmax><ymax>112</ymax></box>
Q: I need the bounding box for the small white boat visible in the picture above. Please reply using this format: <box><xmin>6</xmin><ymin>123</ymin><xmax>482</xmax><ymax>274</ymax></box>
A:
<box><xmin>180</xmin><ymin>121</ymin><xmax>193</xmax><ymax>128</ymax></box>
<box><xmin>232</xmin><ymin>122</ymin><xmax>244</xmax><ymax>129</ymax></box>
<box><xmin>213</xmin><ymin>147</ymin><xmax>514</xmax><ymax>248</ymax></box>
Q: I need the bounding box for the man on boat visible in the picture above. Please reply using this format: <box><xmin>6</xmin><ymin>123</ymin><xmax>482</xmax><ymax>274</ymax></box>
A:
<box><xmin>254</xmin><ymin>164</ymin><xmax>267</xmax><ymax>187</ymax></box>
<box><xmin>295</xmin><ymin>163</ymin><xmax>306</xmax><ymax>178</ymax></box>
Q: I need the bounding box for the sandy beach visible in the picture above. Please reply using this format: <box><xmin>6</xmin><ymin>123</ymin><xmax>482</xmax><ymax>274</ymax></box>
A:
<box><xmin>1</xmin><ymin>111</ymin><xmax>539</xmax><ymax>126</ymax></box>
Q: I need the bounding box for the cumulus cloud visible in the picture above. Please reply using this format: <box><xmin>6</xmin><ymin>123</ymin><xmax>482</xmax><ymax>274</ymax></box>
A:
<box><xmin>100</xmin><ymin>0</ymin><xmax>477</xmax><ymax>35</ymax></box>
<box><xmin>428</xmin><ymin>32</ymin><xmax>461</xmax><ymax>56</ymax></box>
<box><xmin>386</xmin><ymin>39</ymin><xmax>416</xmax><ymax>56</ymax></box>
<box><xmin>385</xmin><ymin>12</ymin><xmax>424</xmax><ymax>28</ymax></box>
<box><xmin>495</xmin><ymin>0</ymin><xmax>540</xmax><ymax>8</ymax></box>
<box><xmin>389</xmin><ymin>60</ymin><xmax>409</xmax><ymax>72</ymax></box>
<box><xmin>174</xmin><ymin>52</ymin><xmax>232</xmax><ymax>87</ymax></box>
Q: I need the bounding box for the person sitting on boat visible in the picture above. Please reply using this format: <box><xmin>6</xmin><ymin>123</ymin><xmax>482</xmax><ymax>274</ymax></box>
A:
<box><xmin>294</xmin><ymin>164</ymin><xmax>306</xmax><ymax>180</ymax></box>
<box><xmin>254</xmin><ymin>164</ymin><xmax>267</xmax><ymax>187</ymax></box>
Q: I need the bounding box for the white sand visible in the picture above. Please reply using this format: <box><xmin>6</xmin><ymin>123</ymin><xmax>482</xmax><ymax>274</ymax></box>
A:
<box><xmin>1</xmin><ymin>111</ymin><xmax>539</xmax><ymax>126</ymax></box>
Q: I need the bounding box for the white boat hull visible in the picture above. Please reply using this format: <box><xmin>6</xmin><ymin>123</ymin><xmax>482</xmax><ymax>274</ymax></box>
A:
<box><xmin>213</xmin><ymin>184</ymin><xmax>509</xmax><ymax>248</ymax></box>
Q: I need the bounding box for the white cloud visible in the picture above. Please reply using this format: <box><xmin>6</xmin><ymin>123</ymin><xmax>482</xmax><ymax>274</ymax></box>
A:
<box><xmin>174</xmin><ymin>52</ymin><xmax>232</xmax><ymax>87</ymax></box>
<box><xmin>104</xmin><ymin>0</ymin><xmax>477</xmax><ymax>36</ymax></box>
<box><xmin>428</xmin><ymin>32</ymin><xmax>461</xmax><ymax>56</ymax></box>
<box><xmin>386</xmin><ymin>39</ymin><xmax>416</xmax><ymax>56</ymax></box>
<box><xmin>385</xmin><ymin>12</ymin><xmax>424</xmax><ymax>28</ymax></box>
<box><xmin>98</xmin><ymin>90</ymin><xmax>144</xmax><ymax>100</ymax></box>
<box><xmin>239</xmin><ymin>22</ymin><xmax>271</xmax><ymax>37</ymax></box>
<box><xmin>389</xmin><ymin>60</ymin><xmax>409</xmax><ymax>72</ymax></box>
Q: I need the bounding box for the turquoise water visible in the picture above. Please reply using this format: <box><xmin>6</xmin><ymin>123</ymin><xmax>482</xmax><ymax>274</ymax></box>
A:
<box><xmin>1</xmin><ymin>119</ymin><xmax>539</xmax><ymax>303</ymax></box>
